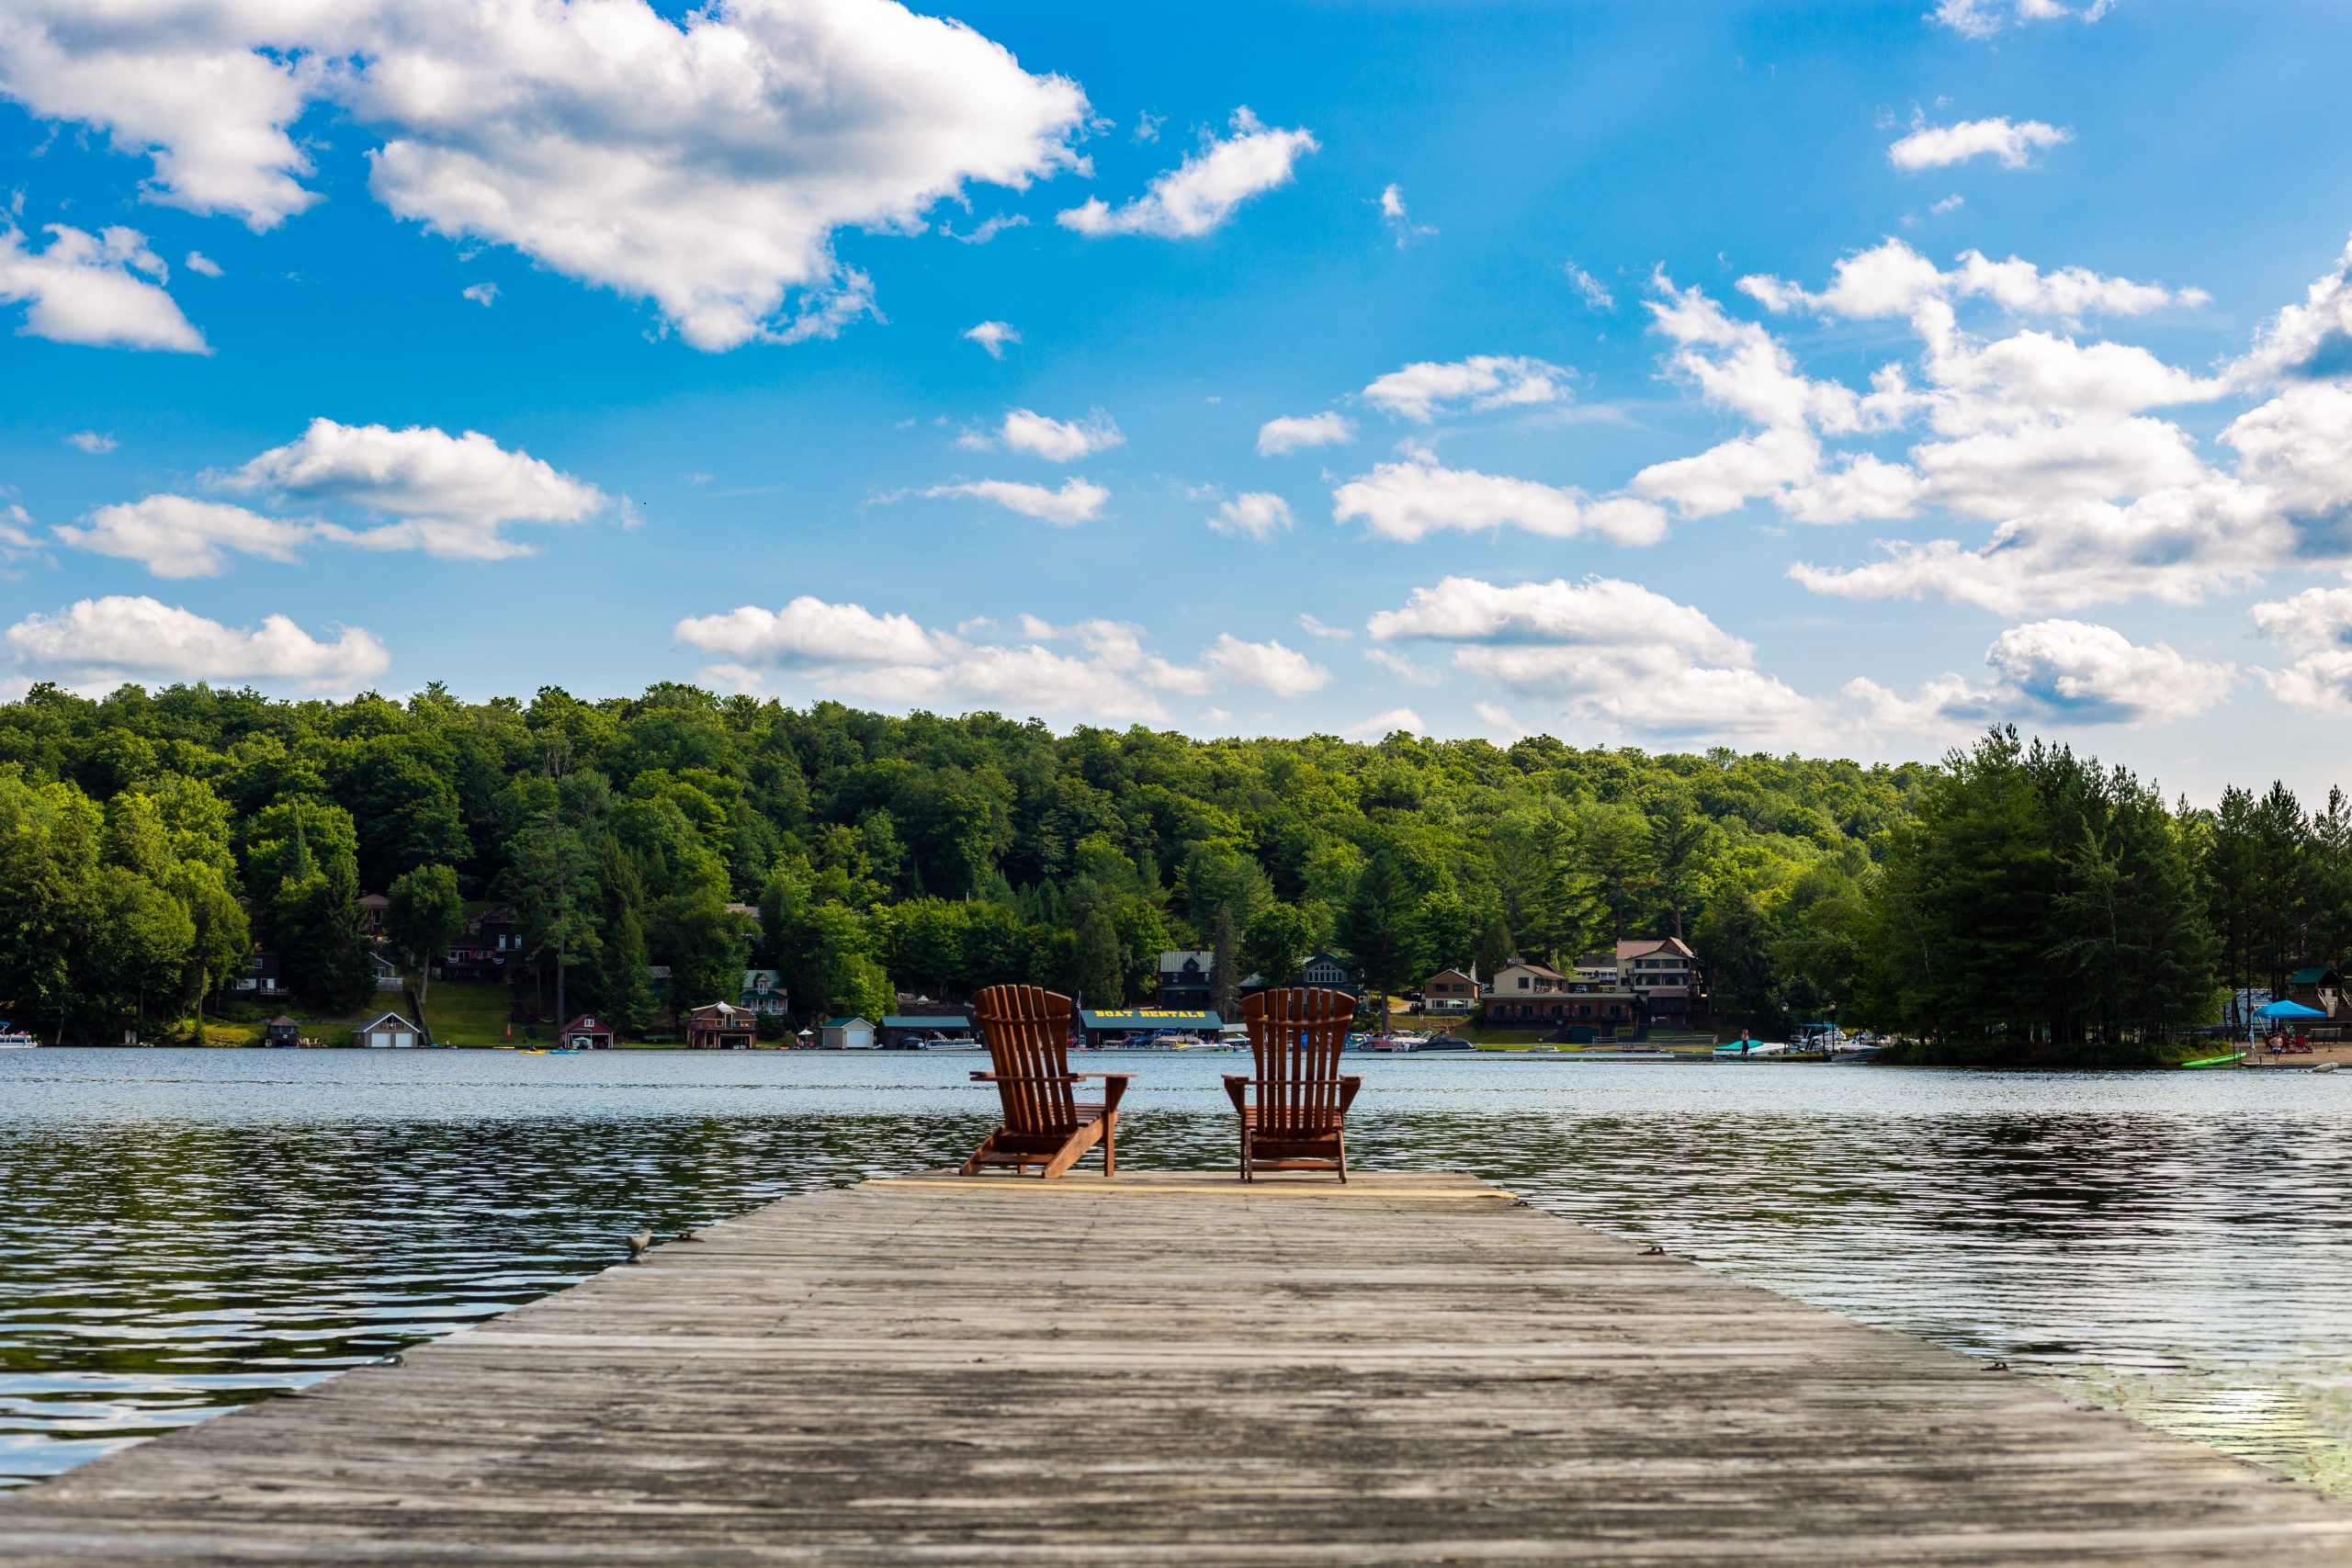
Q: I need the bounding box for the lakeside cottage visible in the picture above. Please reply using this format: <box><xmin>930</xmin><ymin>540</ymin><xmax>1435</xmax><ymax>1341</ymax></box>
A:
<box><xmin>441</xmin><ymin>908</ymin><xmax>523</xmax><ymax>983</ymax></box>
<box><xmin>1301</xmin><ymin>953</ymin><xmax>1362</xmax><ymax>998</ymax></box>
<box><xmin>561</xmin><ymin>1014</ymin><xmax>615</xmax><ymax>1050</ymax></box>
<box><xmin>1617</xmin><ymin>937</ymin><xmax>1701</xmax><ymax>1030</ymax></box>
<box><xmin>738</xmin><ymin>968</ymin><xmax>790</xmax><ymax>1015</ymax></box>
<box><xmin>1488</xmin><ymin>960</ymin><xmax>1569</xmax><ymax>997</ymax></box>
<box><xmin>1155</xmin><ymin>951</ymin><xmax>1216</xmax><ymax>1009</ymax></box>
<box><xmin>356</xmin><ymin>1010</ymin><xmax>423</xmax><ymax>1049</ymax></box>
<box><xmin>217</xmin><ymin>946</ymin><xmax>288</xmax><ymax>1004</ymax></box>
<box><xmin>1485</xmin><ymin>986</ymin><xmax>1643</xmax><ymax>1041</ymax></box>
<box><xmin>684</xmin><ymin>1001</ymin><xmax>757</xmax><ymax>1050</ymax></box>
<box><xmin>1422</xmin><ymin>968</ymin><xmax>1479</xmax><ymax>1013</ymax></box>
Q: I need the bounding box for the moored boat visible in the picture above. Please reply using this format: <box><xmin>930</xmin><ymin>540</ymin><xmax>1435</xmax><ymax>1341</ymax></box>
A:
<box><xmin>0</xmin><ymin>1021</ymin><xmax>35</xmax><ymax>1049</ymax></box>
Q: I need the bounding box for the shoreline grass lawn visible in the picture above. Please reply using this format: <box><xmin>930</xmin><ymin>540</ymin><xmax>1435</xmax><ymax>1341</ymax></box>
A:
<box><xmin>418</xmin><ymin>980</ymin><xmax>518</xmax><ymax>1047</ymax></box>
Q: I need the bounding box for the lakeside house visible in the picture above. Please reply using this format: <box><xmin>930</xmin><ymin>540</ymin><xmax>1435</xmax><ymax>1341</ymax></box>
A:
<box><xmin>1485</xmin><ymin>986</ymin><xmax>1643</xmax><ymax>1041</ymax></box>
<box><xmin>739</xmin><ymin>968</ymin><xmax>790</xmax><ymax>1015</ymax></box>
<box><xmin>560</xmin><ymin>1014</ymin><xmax>615</xmax><ymax>1050</ymax></box>
<box><xmin>356</xmin><ymin>1010</ymin><xmax>423</xmax><ymax>1049</ymax></box>
<box><xmin>441</xmin><ymin>908</ymin><xmax>523</xmax><ymax>983</ymax></box>
<box><xmin>1422</xmin><ymin>968</ymin><xmax>1479</xmax><ymax>1014</ymax></box>
<box><xmin>218</xmin><ymin>946</ymin><xmax>288</xmax><ymax>1004</ymax></box>
<box><xmin>1301</xmin><ymin>953</ymin><xmax>1362</xmax><ymax>999</ymax></box>
<box><xmin>1618</xmin><ymin>937</ymin><xmax>1702</xmax><ymax>1030</ymax></box>
<box><xmin>684</xmin><ymin>1001</ymin><xmax>757</xmax><ymax>1050</ymax></box>
<box><xmin>1156</xmin><ymin>951</ymin><xmax>1216</xmax><ymax>1009</ymax></box>
<box><xmin>368</xmin><ymin>951</ymin><xmax>403</xmax><ymax>991</ymax></box>
<box><xmin>1488</xmin><ymin>960</ymin><xmax>1569</xmax><ymax>997</ymax></box>
<box><xmin>263</xmin><ymin>1016</ymin><xmax>300</xmax><ymax>1048</ymax></box>
<box><xmin>357</xmin><ymin>892</ymin><xmax>390</xmax><ymax>942</ymax></box>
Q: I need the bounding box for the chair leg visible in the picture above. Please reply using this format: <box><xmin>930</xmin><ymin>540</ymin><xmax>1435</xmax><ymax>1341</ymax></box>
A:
<box><xmin>1239</xmin><ymin>1124</ymin><xmax>1251</xmax><ymax>1182</ymax></box>
<box><xmin>1041</xmin><ymin>1120</ymin><xmax>1103</xmax><ymax>1179</ymax></box>
<box><xmin>1102</xmin><ymin>1111</ymin><xmax>1117</xmax><ymax>1179</ymax></box>
<box><xmin>1336</xmin><ymin>1130</ymin><xmax>1348</xmax><ymax>1184</ymax></box>
<box><xmin>960</xmin><ymin>1131</ymin><xmax>997</xmax><ymax>1177</ymax></box>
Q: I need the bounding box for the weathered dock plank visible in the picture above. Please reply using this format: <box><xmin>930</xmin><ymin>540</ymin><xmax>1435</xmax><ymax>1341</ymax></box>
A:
<box><xmin>4</xmin><ymin>1170</ymin><xmax>2347</xmax><ymax>1565</ymax></box>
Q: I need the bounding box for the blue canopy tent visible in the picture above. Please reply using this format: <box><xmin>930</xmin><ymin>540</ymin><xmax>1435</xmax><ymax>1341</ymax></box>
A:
<box><xmin>2257</xmin><ymin>999</ymin><xmax>2329</xmax><ymax>1021</ymax></box>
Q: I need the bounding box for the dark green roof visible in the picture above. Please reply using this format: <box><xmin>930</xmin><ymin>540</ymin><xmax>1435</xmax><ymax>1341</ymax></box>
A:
<box><xmin>1080</xmin><ymin>1009</ymin><xmax>1221</xmax><ymax>1028</ymax></box>
<box><xmin>2290</xmin><ymin>965</ymin><xmax>2341</xmax><ymax>985</ymax></box>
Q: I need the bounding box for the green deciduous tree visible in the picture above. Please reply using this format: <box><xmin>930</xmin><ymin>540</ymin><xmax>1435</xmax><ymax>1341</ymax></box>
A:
<box><xmin>388</xmin><ymin>863</ymin><xmax>464</xmax><ymax>1017</ymax></box>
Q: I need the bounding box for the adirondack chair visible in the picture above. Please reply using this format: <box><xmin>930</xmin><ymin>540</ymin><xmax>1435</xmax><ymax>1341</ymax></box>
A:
<box><xmin>962</xmin><ymin>985</ymin><xmax>1132</xmax><ymax>1178</ymax></box>
<box><xmin>1226</xmin><ymin>987</ymin><xmax>1363</xmax><ymax>1181</ymax></box>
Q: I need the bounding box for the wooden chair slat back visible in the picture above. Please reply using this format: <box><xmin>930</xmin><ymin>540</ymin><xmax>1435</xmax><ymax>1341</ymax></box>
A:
<box><xmin>971</xmin><ymin>985</ymin><xmax>1080</xmax><ymax>1133</ymax></box>
<box><xmin>1242</xmin><ymin>987</ymin><xmax>1354</xmax><ymax>1135</ymax></box>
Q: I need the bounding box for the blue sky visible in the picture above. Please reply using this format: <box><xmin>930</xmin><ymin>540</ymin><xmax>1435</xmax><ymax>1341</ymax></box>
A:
<box><xmin>4</xmin><ymin>0</ymin><xmax>2352</xmax><ymax>803</ymax></box>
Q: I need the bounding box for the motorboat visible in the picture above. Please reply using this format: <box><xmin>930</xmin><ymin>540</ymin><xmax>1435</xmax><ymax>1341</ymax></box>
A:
<box><xmin>917</xmin><ymin>1036</ymin><xmax>985</xmax><ymax>1052</ymax></box>
<box><xmin>1712</xmin><ymin>1038</ymin><xmax>1793</xmax><ymax>1058</ymax></box>
<box><xmin>0</xmin><ymin>1021</ymin><xmax>35</xmax><ymax>1049</ymax></box>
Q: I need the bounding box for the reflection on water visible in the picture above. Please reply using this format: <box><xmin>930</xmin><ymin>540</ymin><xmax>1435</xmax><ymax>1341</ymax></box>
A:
<box><xmin>4</xmin><ymin>1049</ymin><xmax>2351</xmax><ymax>1493</ymax></box>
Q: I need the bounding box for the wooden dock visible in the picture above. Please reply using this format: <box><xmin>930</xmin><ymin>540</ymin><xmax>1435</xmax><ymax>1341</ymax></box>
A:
<box><xmin>6</xmin><ymin>1170</ymin><xmax>2350</xmax><ymax>1564</ymax></box>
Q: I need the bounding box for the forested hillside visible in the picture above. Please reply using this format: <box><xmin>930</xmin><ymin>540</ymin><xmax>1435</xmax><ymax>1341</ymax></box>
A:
<box><xmin>0</xmin><ymin>681</ymin><xmax>2340</xmax><ymax>1055</ymax></box>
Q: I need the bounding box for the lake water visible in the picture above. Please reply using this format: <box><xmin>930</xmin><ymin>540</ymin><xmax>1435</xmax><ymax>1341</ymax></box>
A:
<box><xmin>4</xmin><ymin>1048</ymin><xmax>2351</xmax><ymax>1495</ymax></box>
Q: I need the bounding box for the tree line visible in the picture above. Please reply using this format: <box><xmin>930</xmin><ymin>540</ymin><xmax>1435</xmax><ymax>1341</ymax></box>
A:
<box><xmin>0</xmin><ymin>682</ymin><xmax>2337</xmax><ymax>1056</ymax></box>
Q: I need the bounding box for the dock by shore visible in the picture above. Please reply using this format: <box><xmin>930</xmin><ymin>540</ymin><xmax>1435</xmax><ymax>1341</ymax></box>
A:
<box><xmin>4</xmin><ymin>1170</ymin><xmax>2347</xmax><ymax>1564</ymax></box>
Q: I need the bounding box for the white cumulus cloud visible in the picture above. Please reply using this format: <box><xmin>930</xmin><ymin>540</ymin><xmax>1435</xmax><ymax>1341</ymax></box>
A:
<box><xmin>1206</xmin><ymin>491</ymin><xmax>1293</xmax><ymax>539</ymax></box>
<box><xmin>1929</xmin><ymin>0</ymin><xmax>2115</xmax><ymax>40</ymax></box>
<box><xmin>1889</xmin><ymin>117</ymin><xmax>2073</xmax><ymax>172</ymax></box>
<box><xmin>1368</xmin><ymin>574</ymin><xmax>1822</xmax><ymax>745</ymax></box>
<box><xmin>925</xmin><ymin>477</ymin><xmax>1108</xmax><ymax>525</ymax></box>
<box><xmin>6</xmin><ymin>596</ymin><xmax>389</xmax><ymax>690</ymax></box>
<box><xmin>1257</xmin><ymin>412</ymin><xmax>1354</xmax><ymax>456</ymax></box>
<box><xmin>1200</xmin><ymin>634</ymin><xmax>1328</xmax><ymax>697</ymax></box>
<box><xmin>1851</xmin><ymin>619</ymin><xmax>2231</xmax><ymax>734</ymax></box>
<box><xmin>673</xmin><ymin>595</ymin><xmax>955</xmax><ymax>667</ymax></box>
<box><xmin>998</xmin><ymin>409</ymin><xmax>1123</xmax><ymax>462</ymax></box>
<box><xmin>2252</xmin><ymin>574</ymin><xmax>2352</xmax><ymax>714</ymax></box>
<box><xmin>1362</xmin><ymin>354</ymin><xmax>1570</xmax><ymax>423</ymax></box>
<box><xmin>1347</xmin><ymin>707</ymin><xmax>1426</xmax><ymax>739</ymax></box>
<box><xmin>0</xmin><ymin>0</ymin><xmax>1091</xmax><ymax>351</ymax></box>
<box><xmin>228</xmin><ymin>418</ymin><xmax>610</xmax><ymax>559</ymax></box>
<box><xmin>963</xmin><ymin>320</ymin><xmax>1020</xmax><ymax>358</ymax></box>
<box><xmin>55</xmin><ymin>496</ymin><xmax>318</xmax><ymax>580</ymax></box>
<box><xmin>1333</xmin><ymin>457</ymin><xmax>1667</xmax><ymax>545</ymax></box>
<box><xmin>0</xmin><ymin>223</ymin><xmax>206</xmax><ymax>352</ymax></box>
<box><xmin>1059</xmin><ymin>107</ymin><xmax>1316</xmax><ymax>239</ymax></box>
<box><xmin>681</xmin><ymin>597</ymin><xmax>1323</xmax><ymax>725</ymax></box>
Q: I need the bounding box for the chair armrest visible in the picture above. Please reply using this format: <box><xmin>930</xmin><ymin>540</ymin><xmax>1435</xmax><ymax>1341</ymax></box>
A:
<box><xmin>969</xmin><ymin>1071</ymin><xmax>996</xmax><ymax>1082</ymax></box>
<box><xmin>1095</xmin><ymin>1073</ymin><xmax>1131</xmax><ymax>1113</ymax></box>
<box><xmin>1070</xmin><ymin>1072</ymin><xmax>1135</xmax><ymax>1079</ymax></box>
<box><xmin>1222</xmin><ymin>1074</ymin><xmax>1250</xmax><ymax>1114</ymax></box>
<box><xmin>1339</xmin><ymin>1075</ymin><xmax>1363</xmax><ymax>1113</ymax></box>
